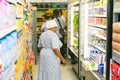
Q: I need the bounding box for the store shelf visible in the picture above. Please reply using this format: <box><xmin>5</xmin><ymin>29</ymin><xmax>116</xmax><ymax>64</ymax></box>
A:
<box><xmin>17</xmin><ymin>0</ymin><xmax>23</xmax><ymax>5</ymax></box>
<box><xmin>89</xmin><ymin>33</ymin><xmax>106</xmax><ymax>40</ymax></box>
<box><xmin>95</xmin><ymin>46</ymin><xmax>106</xmax><ymax>53</ymax></box>
<box><xmin>0</xmin><ymin>26</ymin><xmax>17</xmax><ymax>39</ymax></box>
<box><xmin>89</xmin><ymin>15</ymin><xmax>107</xmax><ymax>18</ymax></box>
<box><xmin>37</xmin><ymin>8</ymin><xmax>67</xmax><ymax>9</ymax></box>
<box><xmin>7</xmin><ymin>0</ymin><xmax>17</xmax><ymax>4</ymax></box>
<box><xmin>16</xmin><ymin>14</ymin><xmax>24</xmax><ymax>19</ymax></box>
<box><xmin>95</xmin><ymin>34</ymin><xmax>106</xmax><ymax>40</ymax></box>
<box><xmin>89</xmin><ymin>24</ymin><xmax>107</xmax><ymax>29</ymax></box>
<box><xmin>94</xmin><ymin>6</ymin><xmax>107</xmax><ymax>8</ymax></box>
<box><xmin>0</xmin><ymin>46</ymin><xmax>17</xmax><ymax>80</ymax></box>
<box><xmin>112</xmin><ymin>50</ymin><xmax>120</xmax><ymax>64</ymax></box>
<box><xmin>89</xmin><ymin>44</ymin><xmax>106</xmax><ymax>53</ymax></box>
<box><xmin>94</xmin><ymin>25</ymin><xmax>107</xmax><ymax>29</ymax></box>
<box><xmin>90</xmin><ymin>71</ymin><xmax>105</xmax><ymax>80</ymax></box>
<box><xmin>69</xmin><ymin>47</ymin><xmax>78</xmax><ymax>58</ymax></box>
<box><xmin>81</xmin><ymin>56</ymin><xmax>105</xmax><ymax>80</ymax></box>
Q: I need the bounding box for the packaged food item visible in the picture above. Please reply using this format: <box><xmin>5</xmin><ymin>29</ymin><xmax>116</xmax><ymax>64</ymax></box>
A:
<box><xmin>113</xmin><ymin>32</ymin><xmax>120</xmax><ymax>43</ymax></box>
<box><xmin>113</xmin><ymin>22</ymin><xmax>120</xmax><ymax>33</ymax></box>
<box><xmin>112</xmin><ymin>41</ymin><xmax>120</xmax><ymax>52</ymax></box>
<box><xmin>111</xmin><ymin>63</ymin><xmax>120</xmax><ymax>77</ymax></box>
<box><xmin>98</xmin><ymin>64</ymin><xmax>104</xmax><ymax>75</ymax></box>
<box><xmin>112</xmin><ymin>74</ymin><xmax>120</xmax><ymax>80</ymax></box>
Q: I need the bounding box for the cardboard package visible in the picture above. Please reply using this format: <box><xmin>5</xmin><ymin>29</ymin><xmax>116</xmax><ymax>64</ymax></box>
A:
<box><xmin>112</xmin><ymin>41</ymin><xmax>120</xmax><ymax>52</ymax></box>
<box><xmin>113</xmin><ymin>32</ymin><xmax>120</xmax><ymax>43</ymax></box>
<box><xmin>113</xmin><ymin>22</ymin><xmax>120</xmax><ymax>33</ymax></box>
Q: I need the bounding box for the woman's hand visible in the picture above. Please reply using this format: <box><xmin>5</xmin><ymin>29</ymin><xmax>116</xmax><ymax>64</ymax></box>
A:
<box><xmin>61</xmin><ymin>58</ymin><xmax>66</xmax><ymax>66</ymax></box>
<box><xmin>53</xmin><ymin>48</ymin><xmax>67</xmax><ymax>66</ymax></box>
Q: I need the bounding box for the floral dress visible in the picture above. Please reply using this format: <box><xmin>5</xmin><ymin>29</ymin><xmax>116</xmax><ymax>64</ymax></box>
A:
<box><xmin>38</xmin><ymin>30</ymin><xmax>62</xmax><ymax>80</ymax></box>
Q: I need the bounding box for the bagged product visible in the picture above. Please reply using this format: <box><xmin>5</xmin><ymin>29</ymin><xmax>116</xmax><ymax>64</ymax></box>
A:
<box><xmin>112</xmin><ymin>41</ymin><xmax>120</xmax><ymax>52</ymax></box>
<box><xmin>113</xmin><ymin>32</ymin><xmax>120</xmax><ymax>43</ymax></box>
<box><xmin>113</xmin><ymin>22</ymin><xmax>120</xmax><ymax>33</ymax></box>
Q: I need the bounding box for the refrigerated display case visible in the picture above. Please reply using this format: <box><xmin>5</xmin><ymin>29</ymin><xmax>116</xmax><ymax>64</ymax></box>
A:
<box><xmin>110</xmin><ymin>0</ymin><xmax>120</xmax><ymax>80</ymax></box>
<box><xmin>79</xmin><ymin>0</ymin><xmax>108</xmax><ymax>80</ymax></box>
<box><xmin>67</xmin><ymin>0</ymin><xmax>79</xmax><ymax>75</ymax></box>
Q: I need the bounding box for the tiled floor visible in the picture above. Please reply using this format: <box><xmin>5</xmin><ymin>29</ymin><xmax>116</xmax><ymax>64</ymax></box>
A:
<box><xmin>34</xmin><ymin>59</ymin><xmax>79</xmax><ymax>80</ymax></box>
<box><xmin>61</xmin><ymin>61</ymin><xmax>79</xmax><ymax>80</ymax></box>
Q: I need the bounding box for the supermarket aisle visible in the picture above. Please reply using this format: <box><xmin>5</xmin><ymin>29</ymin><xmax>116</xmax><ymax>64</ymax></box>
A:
<box><xmin>61</xmin><ymin>60</ymin><xmax>79</xmax><ymax>80</ymax></box>
<box><xmin>34</xmin><ymin>59</ymin><xmax>79</xmax><ymax>80</ymax></box>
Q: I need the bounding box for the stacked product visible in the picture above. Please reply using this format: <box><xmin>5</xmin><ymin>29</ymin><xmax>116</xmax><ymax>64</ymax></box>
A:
<box><xmin>112</xmin><ymin>22</ymin><xmax>120</xmax><ymax>52</ymax></box>
<box><xmin>86</xmin><ymin>0</ymin><xmax>107</xmax><ymax>78</ymax></box>
<box><xmin>0</xmin><ymin>0</ymin><xmax>16</xmax><ymax>30</ymax></box>
<box><xmin>84</xmin><ymin>46</ymin><xmax>106</xmax><ymax>76</ymax></box>
<box><xmin>0</xmin><ymin>0</ymin><xmax>17</xmax><ymax>80</ymax></box>
<box><xmin>0</xmin><ymin>0</ymin><xmax>35</xmax><ymax>79</ymax></box>
<box><xmin>0</xmin><ymin>31</ymin><xmax>17</xmax><ymax>80</ymax></box>
<box><xmin>111</xmin><ymin>22</ymin><xmax>120</xmax><ymax>80</ymax></box>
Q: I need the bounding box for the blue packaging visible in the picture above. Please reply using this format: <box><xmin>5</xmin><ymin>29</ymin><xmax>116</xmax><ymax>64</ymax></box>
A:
<box><xmin>98</xmin><ymin>64</ymin><xmax>104</xmax><ymax>75</ymax></box>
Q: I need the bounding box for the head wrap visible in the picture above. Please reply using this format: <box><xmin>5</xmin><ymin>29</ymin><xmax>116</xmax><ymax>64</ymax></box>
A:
<box><xmin>46</xmin><ymin>20</ymin><xmax>58</xmax><ymax>29</ymax></box>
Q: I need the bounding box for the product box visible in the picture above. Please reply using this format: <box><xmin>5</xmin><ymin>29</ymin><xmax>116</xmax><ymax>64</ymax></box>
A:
<box><xmin>95</xmin><ymin>54</ymin><xmax>102</xmax><ymax>64</ymax></box>
<box><xmin>112</xmin><ymin>41</ymin><xmax>120</xmax><ymax>52</ymax></box>
<box><xmin>82</xmin><ymin>60</ymin><xmax>98</xmax><ymax>71</ymax></box>
<box><xmin>111</xmin><ymin>63</ymin><xmax>120</xmax><ymax>77</ymax></box>
<box><xmin>113</xmin><ymin>22</ymin><xmax>120</xmax><ymax>33</ymax></box>
<box><xmin>113</xmin><ymin>32</ymin><xmax>120</xmax><ymax>43</ymax></box>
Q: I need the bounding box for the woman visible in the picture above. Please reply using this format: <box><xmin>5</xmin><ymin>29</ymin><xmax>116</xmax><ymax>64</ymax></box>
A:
<box><xmin>53</xmin><ymin>9</ymin><xmax>66</xmax><ymax>58</ymax></box>
<box><xmin>41</xmin><ymin>13</ymin><xmax>54</xmax><ymax>32</ymax></box>
<box><xmin>38</xmin><ymin>20</ymin><xmax>66</xmax><ymax>80</ymax></box>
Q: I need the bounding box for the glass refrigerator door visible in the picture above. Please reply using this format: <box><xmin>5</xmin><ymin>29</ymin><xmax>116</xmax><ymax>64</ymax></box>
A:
<box><xmin>111</xmin><ymin>0</ymin><xmax>120</xmax><ymax>80</ymax></box>
<box><xmin>67</xmin><ymin>2</ymin><xmax>79</xmax><ymax>57</ymax></box>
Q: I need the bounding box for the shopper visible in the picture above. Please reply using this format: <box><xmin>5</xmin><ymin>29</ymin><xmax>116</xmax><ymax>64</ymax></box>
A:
<box><xmin>59</xmin><ymin>9</ymin><xmax>67</xmax><ymax>57</ymax></box>
<box><xmin>38</xmin><ymin>20</ymin><xmax>66</xmax><ymax>80</ymax></box>
<box><xmin>59</xmin><ymin>9</ymin><xmax>66</xmax><ymax>29</ymax></box>
<box><xmin>53</xmin><ymin>9</ymin><xmax>66</xmax><ymax>58</ymax></box>
<box><xmin>41</xmin><ymin>13</ymin><xmax>54</xmax><ymax>32</ymax></box>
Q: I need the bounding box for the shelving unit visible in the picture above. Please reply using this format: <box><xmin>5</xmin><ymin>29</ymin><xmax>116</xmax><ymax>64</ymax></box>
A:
<box><xmin>0</xmin><ymin>25</ymin><xmax>17</xmax><ymax>39</ymax></box>
<box><xmin>110</xmin><ymin>1</ymin><xmax>120</xmax><ymax>80</ymax></box>
<box><xmin>0</xmin><ymin>0</ymin><xmax>36</xmax><ymax>80</ymax></box>
<box><xmin>79</xmin><ymin>0</ymin><xmax>108</xmax><ymax>80</ymax></box>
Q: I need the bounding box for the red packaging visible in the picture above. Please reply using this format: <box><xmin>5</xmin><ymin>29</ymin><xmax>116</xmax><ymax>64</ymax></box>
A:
<box><xmin>111</xmin><ymin>63</ymin><xmax>120</xmax><ymax>77</ymax></box>
<box><xmin>112</xmin><ymin>74</ymin><xmax>120</xmax><ymax>80</ymax></box>
<box><xmin>96</xmin><ymin>18</ymin><xmax>99</xmax><ymax>24</ymax></box>
<box><xmin>99</xmin><ymin>18</ymin><xmax>102</xmax><ymax>24</ymax></box>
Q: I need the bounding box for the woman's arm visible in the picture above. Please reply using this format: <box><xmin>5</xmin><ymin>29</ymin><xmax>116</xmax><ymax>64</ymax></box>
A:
<box><xmin>53</xmin><ymin>48</ymin><xmax>66</xmax><ymax>66</ymax></box>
